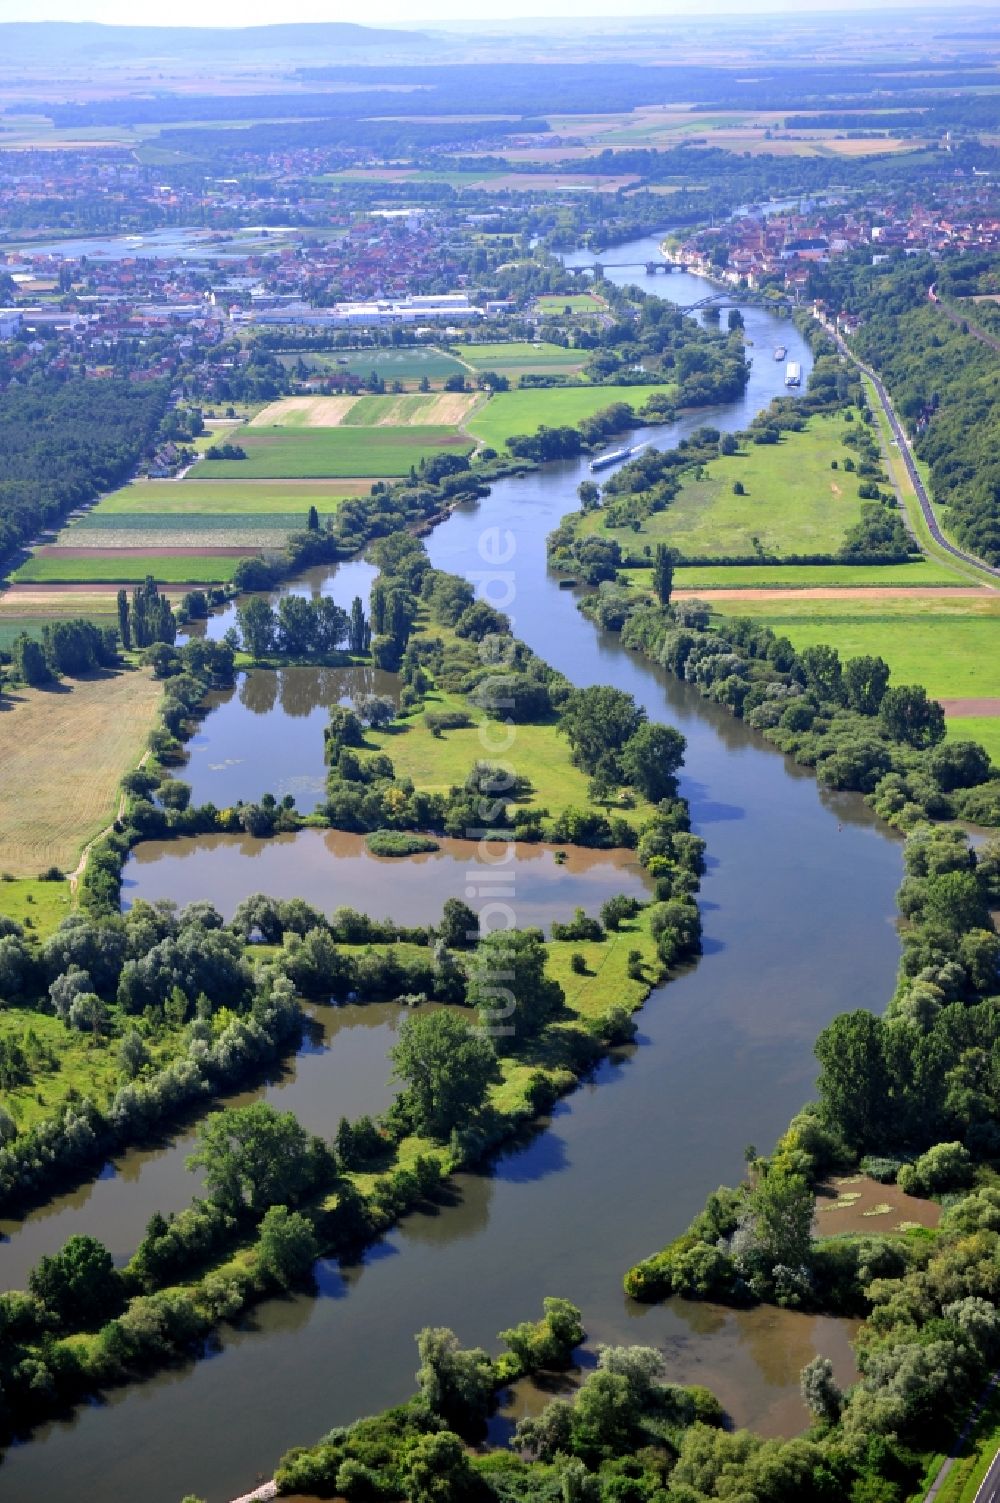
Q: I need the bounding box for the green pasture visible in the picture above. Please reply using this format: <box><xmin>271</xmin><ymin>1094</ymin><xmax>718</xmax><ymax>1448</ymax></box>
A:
<box><xmin>13</xmin><ymin>555</ymin><xmax>242</xmax><ymax>585</ymax></box>
<box><xmin>94</xmin><ymin>480</ymin><xmax>352</xmax><ymax>515</ymax></box>
<box><xmin>709</xmin><ymin>593</ymin><xmax>1000</xmax><ymax>702</ymax></box>
<box><xmin>668</xmin><ymin>560</ymin><xmax>967</xmax><ymax>590</ymax></box>
<box><xmin>366</xmin><ymin>683</ymin><xmax>653</xmax><ymax>831</ymax></box>
<box><xmin>275</xmin><ymin>347</ymin><xmax>467</xmax><ymax>386</ymax></box>
<box><xmin>946</xmin><ymin>718</ymin><xmax>1000</xmax><ymax>767</ymax></box>
<box><xmin>533</xmin><ymin>294</ymin><xmax>606</xmax><ymax>314</ymax></box>
<box><xmin>454</xmin><ymin>341</ymin><xmax>586</xmax><ymax>375</ymax></box>
<box><xmin>0</xmin><ymin>613</ymin><xmax>114</xmax><ymax>652</ymax></box>
<box><xmin>466</xmin><ymin>384</ymin><xmax>667</xmax><ymax>451</ymax></box>
<box><xmin>200</xmin><ymin>426</ymin><xmax>474</xmax><ymax>479</ymax></box>
<box><xmin>582</xmin><ymin>412</ymin><xmax>867</xmax><ymax>559</ymax></box>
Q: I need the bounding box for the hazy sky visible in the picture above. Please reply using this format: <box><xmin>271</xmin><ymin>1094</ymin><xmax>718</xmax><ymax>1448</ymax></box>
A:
<box><xmin>0</xmin><ymin>0</ymin><xmax>969</xmax><ymax>23</ymax></box>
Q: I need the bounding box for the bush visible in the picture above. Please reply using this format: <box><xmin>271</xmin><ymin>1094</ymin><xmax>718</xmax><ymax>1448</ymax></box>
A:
<box><xmin>365</xmin><ymin>831</ymin><xmax>440</xmax><ymax>858</ymax></box>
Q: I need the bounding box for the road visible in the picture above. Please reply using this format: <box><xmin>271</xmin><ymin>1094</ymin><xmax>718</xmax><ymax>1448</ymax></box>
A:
<box><xmin>973</xmin><ymin>1447</ymin><xmax>1000</xmax><ymax>1503</ymax></box>
<box><xmin>929</xmin><ymin>283</ymin><xmax>1000</xmax><ymax>355</ymax></box>
<box><xmin>827</xmin><ymin>322</ymin><xmax>1000</xmax><ymax>580</ymax></box>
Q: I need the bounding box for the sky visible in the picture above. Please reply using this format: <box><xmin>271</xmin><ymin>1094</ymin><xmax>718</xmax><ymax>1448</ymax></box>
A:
<box><xmin>0</xmin><ymin>0</ymin><xmax>975</xmax><ymax>22</ymax></box>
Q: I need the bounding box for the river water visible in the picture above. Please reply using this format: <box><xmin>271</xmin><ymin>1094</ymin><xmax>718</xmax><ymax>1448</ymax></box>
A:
<box><xmin>0</xmin><ymin>238</ymin><xmax>904</xmax><ymax>1503</ymax></box>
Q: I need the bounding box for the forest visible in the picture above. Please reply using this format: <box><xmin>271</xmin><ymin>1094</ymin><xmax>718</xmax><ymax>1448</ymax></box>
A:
<box><xmin>808</xmin><ymin>250</ymin><xmax>1000</xmax><ymax>567</ymax></box>
<box><xmin>0</xmin><ymin>377</ymin><xmax>168</xmax><ymax>561</ymax></box>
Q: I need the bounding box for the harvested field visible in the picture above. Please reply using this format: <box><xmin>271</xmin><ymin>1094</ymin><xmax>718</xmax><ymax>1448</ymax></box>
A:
<box><xmin>0</xmin><ymin>668</ymin><xmax>162</xmax><ymax>877</ymax></box>
<box><xmin>36</xmin><ymin>545</ymin><xmax>255</xmax><ymax>559</ymax></box>
<box><xmin>248</xmin><ymin>395</ymin><xmax>358</xmax><ymax>427</ymax></box>
<box><xmin>250</xmin><ymin>392</ymin><xmax>480</xmax><ymax>428</ymax></box>
<box><xmin>676</xmin><ymin>585</ymin><xmax>994</xmax><ymax>603</ymax></box>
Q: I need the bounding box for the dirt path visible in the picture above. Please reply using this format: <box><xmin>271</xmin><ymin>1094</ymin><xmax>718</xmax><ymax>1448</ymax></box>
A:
<box><xmin>673</xmin><ymin>585</ymin><xmax>996</xmax><ymax>602</ymax></box>
<box><xmin>939</xmin><ymin>698</ymin><xmax>1000</xmax><ymax>717</ymax></box>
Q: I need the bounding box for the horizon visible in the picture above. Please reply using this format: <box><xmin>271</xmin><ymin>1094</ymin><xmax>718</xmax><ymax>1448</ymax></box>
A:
<box><xmin>0</xmin><ymin>0</ymin><xmax>993</xmax><ymax>26</ymax></box>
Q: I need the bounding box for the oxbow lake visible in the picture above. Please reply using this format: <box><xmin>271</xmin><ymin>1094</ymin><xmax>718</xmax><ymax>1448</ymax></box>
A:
<box><xmin>0</xmin><ymin>236</ymin><xmax>905</xmax><ymax>1503</ymax></box>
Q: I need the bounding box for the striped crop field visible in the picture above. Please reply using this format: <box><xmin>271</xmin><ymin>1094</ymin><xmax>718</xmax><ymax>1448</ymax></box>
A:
<box><xmin>13</xmin><ymin>554</ymin><xmax>244</xmax><ymax>584</ymax></box>
<box><xmin>93</xmin><ymin>480</ymin><xmax>360</xmax><ymax>515</ymax></box>
<box><xmin>199</xmin><ymin>425</ymin><xmax>475</xmax><ymax>479</ymax></box>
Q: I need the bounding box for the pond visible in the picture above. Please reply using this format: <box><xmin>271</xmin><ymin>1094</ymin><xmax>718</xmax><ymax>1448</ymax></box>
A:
<box><xmin>123</xmin><ymin>830</ymin><xmax>653</xmax><ymax>928</ymax></box>
<box><xmin>180</xmin><ymin>665</ymin><xmax>399</xmax><ymax>813</ymax></box>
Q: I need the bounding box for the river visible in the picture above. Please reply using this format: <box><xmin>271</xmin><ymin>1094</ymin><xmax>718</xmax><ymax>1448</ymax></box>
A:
<box><xmin>0</xmin><ymin>238</ymin><xmax>904</xmax><ymax>1503</ymax></box>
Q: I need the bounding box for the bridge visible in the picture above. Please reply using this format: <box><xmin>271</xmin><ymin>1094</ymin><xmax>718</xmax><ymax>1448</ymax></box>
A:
<box><xmin>565</xmin><ymin>260</ymin><xmax>683</xmax><ymax>276</ymax></box>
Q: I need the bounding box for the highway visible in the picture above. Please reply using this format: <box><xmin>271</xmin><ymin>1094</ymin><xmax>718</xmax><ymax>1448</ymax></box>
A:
<box><xmin>827</xmin><ymin>323</ymin><xmax>1000</xmax><ymax>580</ymax></box>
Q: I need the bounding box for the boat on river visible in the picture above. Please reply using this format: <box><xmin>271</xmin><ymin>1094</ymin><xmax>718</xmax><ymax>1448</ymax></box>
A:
<box><xmin>773</xmin><ymin>345</ymin><xmax>787</xmax><ymax>360</ymax></box>
<box><xmin>590</xmin><ymin>440</ymin><xmax>648</xmax><ymax>472</ymax></box>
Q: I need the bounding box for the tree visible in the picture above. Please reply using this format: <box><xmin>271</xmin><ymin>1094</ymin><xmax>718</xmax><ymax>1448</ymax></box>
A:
<box><xmin>12</xmin><ymin>631</ymin><xmax>51</xmax><ymax>685</ymax></box>
<box><xmin>187</xmin><ymin>1102</ymin><xmax>326</xmax><ymax>1215</ymax></box>
<box><xmin>815</xmin><ymin>1011</ymin><xmax>890</xmax><ymax>1149</ymax></box>
<box><xmin>843</xmin><ymin>655</ymin><xmax>890</xmax><ymax>716</ymax></box>
<box><xmin>466</xmin><ymin>928</ymin><xmax>564</xmax><ymax>1038</ymax></box>
<box><xmin>620</xmin><ymin>722</ymin><xmax>685</xmax><ymax>800</ymax></box>
<box><xmin>117</xmin><ymin>588</ymin><xmax>131</xmax><ymax>651</ymax></box>
<box><xmin>732</xmin><ymin>480</ymin><xmax>745</xmax><ymax>496</ymax></box>
<box><xmin>403</xmin><ymin>1431</ymin><xmax>480</xmax><ymax>1503</ymax></box>
<box><xmin>578</xmin><ymin>480</ymin><xmax>600</xmax><ymax>511</ymax></box>
<box><xmin>879</xmin><ymin>684</ymin><xmax>946</xmax><ymax>748</ymax></box>
<box><xmin>652</xmin><ymin>543</ymin><xmax>674</xmax><ymax>606</ymax></box>
<box><xmin>348</xmin><ymin>596</ymin><xmax>370</xmax><ymax>655</ymax></box>
<box><xmin>29</xmin><ymin>1234</ymin><xmax>123</xmax><ymax>1329</ymax></box>
<box><xmin>307</xmin><ymin>504</ymin><xmax>320</xmax><ymax>531</ymax></box>
<box><xmin>438</xmin><ymin>897</ymin><xmax>479</xmax><ymax>950</ymax></box>
<box><xmin>390</xmin><ymin>1011</ymin><xmax>500</xmax><ymax>1140</ymax></box>
<box><xmin>415</xmin><ymin>1326</ymin><xmax>495</xmax><ymax>1432</ymax></box>
<box><xmin>719</xmin><ymin>432</ymin><xmax>739</xmax><ymax>456</ymax></box>
<box><xmin>118</xmin><ymin>1028</ymin><xmax>150</xmax><ymax>1080</ymax></box>
<box><xmin>801</xmin><ymin>644</ymin><xmax>845</xmax><ymax>705</ymax></box>
<box><xmin>237</xmin><ymin>597</ymin><xmax>275</xmax><ymax>659</ymax></box>
<box><xmin>256</xmin><ymin>1205</ymin><xmax>319</xmax><ymax>1287</ymax></box>
<box><xmin>559</xmin><ymin>686</ymin><xmax>645</xmax><ymax>777</ymax></box>
<box><xmin>800</xmin><ymin>1356</ymin><xmax>843</xmax><ymax>1423</ymax></box>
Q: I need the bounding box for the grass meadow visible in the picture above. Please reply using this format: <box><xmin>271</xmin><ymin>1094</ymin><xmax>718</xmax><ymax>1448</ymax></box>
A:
<box><xmin>466</xmin><ymin>384</ymin><xmax>668</xmax><ymax>451</ymax></box>
<box><xmin>709</xmin><ymin>592</ymin><xmax>1000</xmax><ymax>701</ymax></box>
<box><xmin>454</xmin><ymin>341</ymin><xmax>586</xmax><ymax>376</ymax></box>
<box><xmin>582</xmin><ymin>412</ymin><xmax>867</xmax><ymax>559</ymax></box>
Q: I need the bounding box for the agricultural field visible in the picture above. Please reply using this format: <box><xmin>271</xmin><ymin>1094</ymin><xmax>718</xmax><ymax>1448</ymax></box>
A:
<box><xmin>466</xmin><ymin>384</ymin><xmax>668</xmax><ymax>451</ymax></box>
<box><xmin>533</xmin><ymin>293</ymin><xmax>607</xmax><ymax>315</ymax></box>
<box><xmin>249</xmin><ymin>392</ymin><xmax>481</xmax><ymax>428</ymax></box>
<box><xmin>581</xmin><ymin>411</ymin><xmax>868</xmax><ymax>560</ymax></box>
<box><xmin>199</xmin><ymin>425</ymin><xmax>475</xmax><ymax>479</ymax></box>
<box><xmin>275</xmin><ymin>346</ymin><xmax>468</xmax><ymax>387</ymax></box>
<box><xmin>669</xmin><ymin>560</ymin><xmax>968</xmax><ymax>591</ymax></box>
<box><xmin>708</xmin><ymin>589</ymin><xmax>1000</xmax><ymax>756</ymax></box>
<box><xmin>55</xmin><ymin>516</ymin><xmax>303</xmax><ymax>551</ymax></box>
<box><xmin>12</xmin><ymin>554</ymin><xmax>242</xmax><ymax>584</ymax></box>
<box><xmin>94</xmin><ymin>479</ymin><xmax>359</xmax><ymax>515</ymax></box>
<box><xmin>454</xmin><ymin>341</ymin><xmax>586</xmax><ymax>377</ymax></box>
<box><xmin>0</xmin><ymin>666</ymin><xmax>162</xmax><ymax>878</ymax></box>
